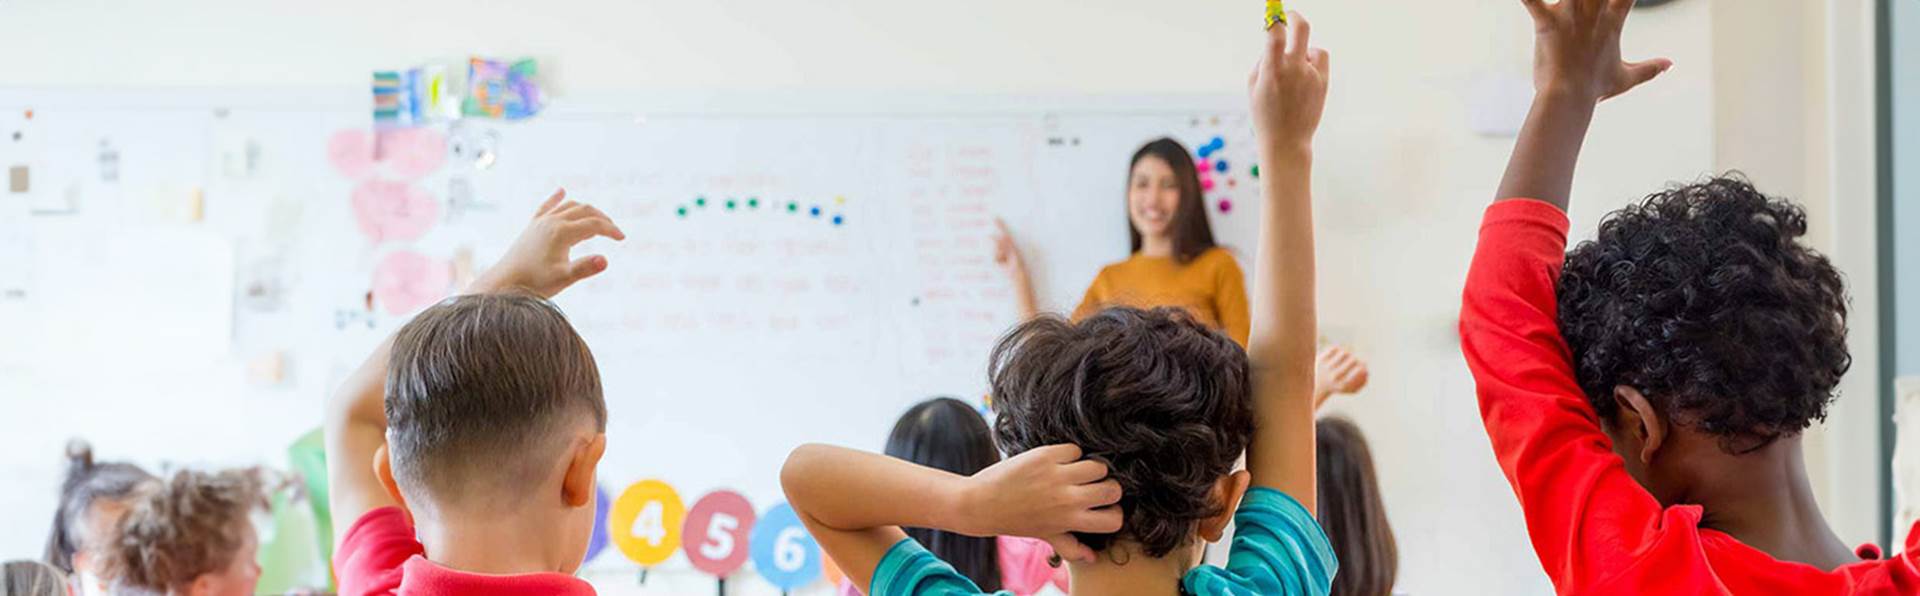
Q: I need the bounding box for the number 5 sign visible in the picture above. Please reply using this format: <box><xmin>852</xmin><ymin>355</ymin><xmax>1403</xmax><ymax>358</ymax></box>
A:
<box><xmin>681</xmin><ymin>490</ymin><xmax>756</xmax><ymax>577</ymax></box>
<box><xmin>750</xmin><ymin>503</ymin><xmax>822</xmax><ymax>591</ymax></box>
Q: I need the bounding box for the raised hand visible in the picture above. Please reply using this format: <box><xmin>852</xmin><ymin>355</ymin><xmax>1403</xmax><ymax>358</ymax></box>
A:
<box><xmin>1522</xmin><ymin>0</ymin><xmax>1672</xmax><ymax>101</ymax></box>
<box><xmin>959</xmin><ymin>444</ymin><xmax>1123</xmax><ymax>563</ymax></box>
<box><xmin>1314</xmin><ymin>346</ymin><xmax>1371</xmax><ymax>409</ymax></box>
<box><xmin>1249</xmin><ymin>10</ymin><xmax>1331</xmax><ymax>156</ymax></box>
<box><xmin>469</xmin><ymin>189</ymin><xmax>627</xmax><ymax>298</ymax></box>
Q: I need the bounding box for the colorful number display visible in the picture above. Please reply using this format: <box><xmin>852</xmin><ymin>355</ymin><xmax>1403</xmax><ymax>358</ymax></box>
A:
<box><xmin>609</xmin><ymin>480</ymin><xmax>686</xmax><ymax>566</ymax></box>
<box><xmin>682</xmin><ymin>490</ymin><xmax>757</xmax><ymax>577</ymax></box>
<box><xmin>749</xmin><ymin>503</ymin><xmax>822</xmax><ymax>590</ymax></box>
<box><xmin>583</xmin><ymin>484</ymin><xmax>611</xmax><ymax>564</ymax></box>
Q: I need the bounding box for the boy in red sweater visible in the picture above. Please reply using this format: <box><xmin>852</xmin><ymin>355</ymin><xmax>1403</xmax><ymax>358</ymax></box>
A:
<box><xmin>1459</xmin><ymin>0</ymin><xmax>1918</xmax><ymax>593</ymax></box>
<box><xmin>326</xmin><ymin>190</ymin><xmax>624</xmax><ymax>595</ymax></box>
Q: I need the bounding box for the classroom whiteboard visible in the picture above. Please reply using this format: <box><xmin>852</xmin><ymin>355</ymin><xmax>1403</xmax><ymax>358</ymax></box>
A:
<box><xmin>0</xmin><ymin>91</ymin><xmax>1267</xmax><ymax>589</ymax></box>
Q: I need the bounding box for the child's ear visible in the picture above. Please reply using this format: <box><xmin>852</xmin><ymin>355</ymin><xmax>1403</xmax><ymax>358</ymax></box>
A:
<box><xmin>1199</xmin><ymin>470</ymin><xmax>1252</xmax><ymax>542</ymax></box>
<box><xmin>1612</xmin><ymin>385</ymin><xmax>1667</xmax><ymax>463</ymax></box>
<box><xmin>562</xmin><ymin>433</ymin><xmax>608</xmax><ymax>509</ymax></box>
<box><xmin>187</xmin><ymin>573</ymin><xmax>215</xmax><ymax>596</ymax></box>
<box><xmin>373</xmin><ymin>445</ymin><xmax>413</xmax><ymax>525</ymax></box>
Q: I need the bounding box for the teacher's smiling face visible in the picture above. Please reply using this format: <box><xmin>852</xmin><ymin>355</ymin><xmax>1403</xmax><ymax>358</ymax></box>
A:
<box><xmin>1128</xmin><ymin>155</ymin><xmax>1183</xmax><ymax>242</ymax></box>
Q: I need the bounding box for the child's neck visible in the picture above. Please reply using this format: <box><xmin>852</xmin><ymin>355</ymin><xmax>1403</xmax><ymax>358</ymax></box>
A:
<box><xmin>1690</xmin><ymin>436</ymin><xmax>1856</xmax><ymax>570</ymax></box>
<box><xmin>1066</xmin><ymin>544</ymin><xmax>1192</xmax><ymax>596</ymax></box>
<box><xmin>418</xmin><ymin>510</ymin><xmax>574</xmax><ymax>576</ymax></box>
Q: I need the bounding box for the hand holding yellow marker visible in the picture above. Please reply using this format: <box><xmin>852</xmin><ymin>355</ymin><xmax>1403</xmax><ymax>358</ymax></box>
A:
<box><xmin>1265</xmin><ymin>0</ymin><xmax>1287</xmax><ymax>29</ymax></box>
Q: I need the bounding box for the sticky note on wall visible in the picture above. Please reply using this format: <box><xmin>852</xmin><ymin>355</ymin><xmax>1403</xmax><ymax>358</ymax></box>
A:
<box><xmin>7</xmin><ymin>165</ymin><xmax>25</xmax><ymax>193</ymax></box>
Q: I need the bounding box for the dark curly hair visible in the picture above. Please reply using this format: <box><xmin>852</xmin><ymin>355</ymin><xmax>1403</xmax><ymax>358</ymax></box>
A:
<box><xmin>989</xmin><ymin>307</ymin><xmax>1253</xmax><ymax>558</ymax></box>
<box><xmin>1557</xmin><ymin>175</ymin><xmax>1850</xmax><ymax>452</ymax></box>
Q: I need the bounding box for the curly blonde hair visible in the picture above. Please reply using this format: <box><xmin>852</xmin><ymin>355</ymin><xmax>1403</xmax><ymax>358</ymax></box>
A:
<box><xmin>96</xmin><ymin>468</ymin><xmax>264</xmax><ymax>593</ymax></box>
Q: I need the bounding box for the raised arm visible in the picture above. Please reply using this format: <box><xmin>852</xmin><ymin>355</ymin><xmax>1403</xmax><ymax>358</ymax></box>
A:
<box><xmin>325</xmin><ymin>189</ymin><xmax>624</xmax><ymax>548</ymax></box>
<box><xmin>782</xmin><ymin>444</ymin><xmax>1120</xmax><ymax>594</ymax></box>
<box><xmin>1243</xmin><ymin>10</ymin><xmax>1330</xmax><ymax>509</ymax></box>
<box><xmin>1496</xmin><ymin>0</ymin><xmax>1670</xmax><ymax>210</ymax></box>
<box><xmin>1461</xmin><ymin>1</ymin><xmax>1677</xmax><ymax>589</ymax></box>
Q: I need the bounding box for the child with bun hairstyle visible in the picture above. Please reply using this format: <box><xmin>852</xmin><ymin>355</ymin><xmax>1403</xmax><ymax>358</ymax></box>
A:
<box><xmin>42</xmin><ymin>441</ymin><xmax>158</xmax><ymax>595</ymax></box>
<box><xmin>96</xmin><ymin>468</ymin><xmax>266</xmax><ymax>596</ymax></box>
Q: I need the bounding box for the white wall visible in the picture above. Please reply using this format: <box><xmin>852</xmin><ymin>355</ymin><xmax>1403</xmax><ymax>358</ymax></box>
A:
<box><xmin>5</xmin><ymin>0</ymin><xmax>1889</xmax><ymax>592</ymax></box>
<box><xmin>1892</xmin><ymin>0</ymin><xmax>1920</xmax><ymax>548</ymax></box>
<box><xmin>1709</xmin><ymin>0</ymin><xmax>1889</xmax><ymax>549</ymax></box>
<box><xmin>1894</xmin><ymin>0</ymin><xmax>1920</xmax><ymax>374</ymax></box>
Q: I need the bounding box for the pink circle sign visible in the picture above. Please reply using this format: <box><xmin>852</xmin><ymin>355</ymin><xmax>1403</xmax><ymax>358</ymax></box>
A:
<box><xmin>371</xmin><ymin>250</ymin><xmax>451</xmax><ymax>315</ymax></box>
<box><xmin>681</xmin><ymin>490</ymin><xmax>757</xmax><ymax>577</ymax></box>
<box><xmin>352</xmin><ymin>179</ymin><xmax>441</xmax><ymax>243</ymax></box>
<box><xmin>379</xmin><ymin>128</ymin><xmax>449</xmax><ymax>180</ymax></box>
<box><xmin>327</xmin><ymin>130</ymin><xmax>376</xmax><ymax>179</ymax></box>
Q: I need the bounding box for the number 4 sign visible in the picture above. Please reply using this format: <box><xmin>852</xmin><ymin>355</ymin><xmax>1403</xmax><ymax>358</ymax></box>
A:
<box><xmin>682</xmin><ymin>490</ymin><xmax>757</xmax><ymax>577</ymax></box>
<box><xmin>610</xmin><ymin>480</ymin><xmax>686</xmax><ymax>567</ymax></box>
<box><xmin>750</xmin><ymin>503</ymin><xmax>822</xmax><ymax>591</ymax></box>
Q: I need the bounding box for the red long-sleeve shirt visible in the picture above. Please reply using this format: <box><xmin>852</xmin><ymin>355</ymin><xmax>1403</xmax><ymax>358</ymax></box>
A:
<box><xmin>1459</xmin><ymin>198</ymin><xmax>1920</xmax><ymax>595</ymax></box>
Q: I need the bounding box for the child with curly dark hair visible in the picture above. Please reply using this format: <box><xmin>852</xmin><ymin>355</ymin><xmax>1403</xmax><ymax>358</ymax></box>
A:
<box><xmin>1460</xmin><ymin>0</ymin><xmax>1917</xmax><ymax>593</ymax></box>
<box><xmin>781</xmin><ymin>9</ymin><xmax>1336</xmax><ymax>595</ymax></box>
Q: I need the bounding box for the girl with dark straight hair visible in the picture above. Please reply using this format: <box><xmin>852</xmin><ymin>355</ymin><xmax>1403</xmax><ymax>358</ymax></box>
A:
<box><xmin>1316</xmin><ymin>416</ymin><xmax>1399</xmax><ymax>596</ymax></box>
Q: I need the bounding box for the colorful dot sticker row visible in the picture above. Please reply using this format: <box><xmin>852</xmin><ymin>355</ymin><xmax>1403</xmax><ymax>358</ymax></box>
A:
<box><xmin>597</xmin><ymin>480</ymin><xmax>827</xmax><ymax>590</ymax></box>
<box><xmin>674</xmin><ymin>195</ymin><xmax>848</xmax><ymax>227</ymax></box>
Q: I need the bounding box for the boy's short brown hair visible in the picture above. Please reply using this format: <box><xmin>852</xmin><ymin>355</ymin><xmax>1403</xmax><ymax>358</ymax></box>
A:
<box><xmin>385</xmin><ymin>292</ymin><xmax>606</xmax><ymax>508</ymax></box>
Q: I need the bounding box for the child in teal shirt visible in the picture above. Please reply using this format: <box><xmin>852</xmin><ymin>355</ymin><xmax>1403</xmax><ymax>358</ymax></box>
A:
<box><xmin>780</xmin><ymin>9</ymin><xmax>1338</xmax><ymax>595</ymax></box>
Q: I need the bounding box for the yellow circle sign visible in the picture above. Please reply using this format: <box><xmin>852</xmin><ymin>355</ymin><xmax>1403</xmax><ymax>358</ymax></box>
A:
<box><xmin>610</xmin><ymin>479</ymin><xmax>686</xmax><ymax>566</ymax></box>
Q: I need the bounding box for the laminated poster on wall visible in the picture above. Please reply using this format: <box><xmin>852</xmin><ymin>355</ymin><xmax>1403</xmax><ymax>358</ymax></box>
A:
<box><xmin>372</xmin><ymin>56</ymin><xmax>543</xmax><ymax>129</ymax></box>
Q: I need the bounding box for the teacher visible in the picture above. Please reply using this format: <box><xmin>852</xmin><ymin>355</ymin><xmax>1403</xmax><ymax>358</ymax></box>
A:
<box><xmin>995</xmin><ymin>137</ymin><xmax>1369</xmax><ymax>401</ymax></box>
<box><xmin>996</xmin><ymin>137</ymin><xmax>1250</xmax><ymax>345</ymax></box>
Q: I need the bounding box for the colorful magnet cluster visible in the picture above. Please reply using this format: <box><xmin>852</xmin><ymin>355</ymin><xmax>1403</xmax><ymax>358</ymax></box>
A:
<box><xmin>596</xmin><ymin>479</ymin><xmax>829</xmax><ymax>590</ymax></box>
<box><xmin>1195</xmin><ymin>136</ymin><xmax>1240</xmax><ymax>214</ymax></box>
<box><xmin>675</xmin><ymin>194</ymin><xmax>848</xmax><ymax>227</ymax></box>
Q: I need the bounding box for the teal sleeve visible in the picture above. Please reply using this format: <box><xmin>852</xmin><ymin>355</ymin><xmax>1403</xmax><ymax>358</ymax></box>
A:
<box><xmin>868</xmin><ymin>538</ymin><xmax>1011</xmax><ymax>596</ymax></box>
<box><xmin>1181</xmin><ymin>488</ymin><xmax>1339</xmax><ymax>596</ymax></box>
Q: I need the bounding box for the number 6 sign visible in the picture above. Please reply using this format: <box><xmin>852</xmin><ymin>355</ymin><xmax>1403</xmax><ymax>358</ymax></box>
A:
<box><xmin>749</xmin><ymin>503</ymin><xmax>821</xmax><ymax>590</ymax></box>
<box><xmin>681</xmin><ymin>490</ymin><xmax>756</xmax><ymax>577</ymax></box>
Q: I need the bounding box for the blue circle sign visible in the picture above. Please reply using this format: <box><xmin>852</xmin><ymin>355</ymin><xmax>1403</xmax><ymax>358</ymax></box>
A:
<box><xmin>749</xmin><ymin>503</ymin><xmax>821</xmax><ymax>590</ymax></box>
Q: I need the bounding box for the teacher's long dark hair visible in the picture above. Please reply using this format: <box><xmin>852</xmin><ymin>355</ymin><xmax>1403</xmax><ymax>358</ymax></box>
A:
<box><xmin>1127</xmin><ymin>138</ymin><xmax>1218</xmax><ymax>265</ymax></box>
<box><xmin>884</xmin><ymin>397</ymin><xmax>1003</xmax><ymax>591</ymax></box>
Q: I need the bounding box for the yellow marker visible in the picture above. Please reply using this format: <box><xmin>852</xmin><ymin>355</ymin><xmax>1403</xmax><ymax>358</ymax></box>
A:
<box><xmin>1265</xmin><ymin>0</ymin><xmax>1287</xmax><ymax>29</ymax></box>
